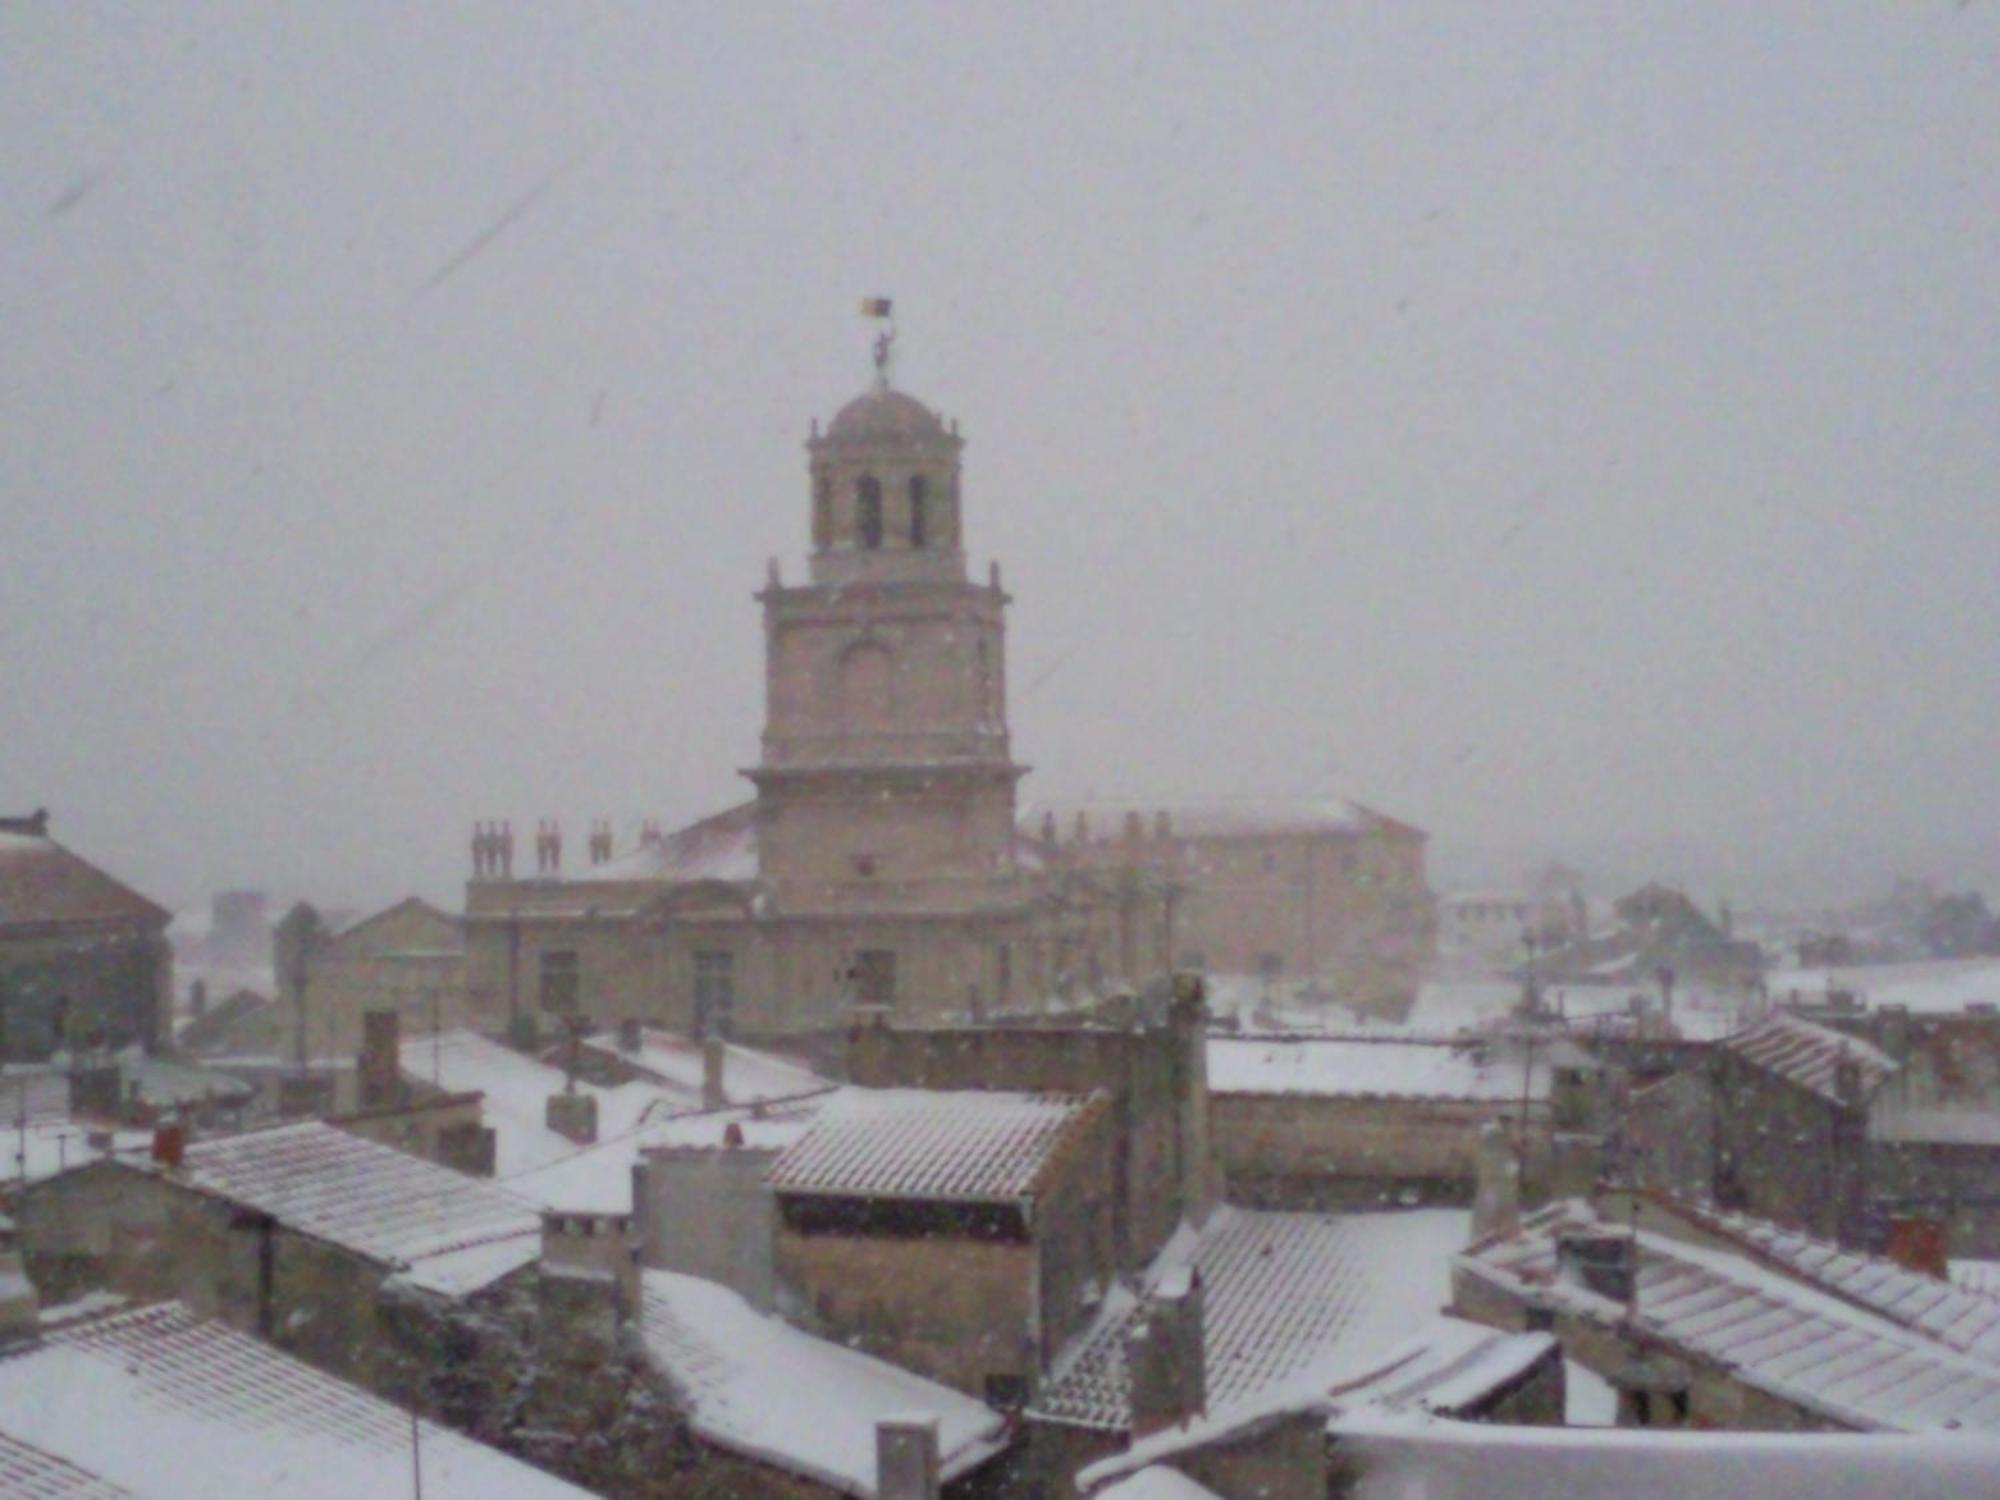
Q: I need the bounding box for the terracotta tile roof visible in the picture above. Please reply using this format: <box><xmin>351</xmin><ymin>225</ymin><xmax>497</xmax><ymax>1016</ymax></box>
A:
<box><xmin>0</xmin><ymin>830</ymin><xmax>169</xmax><ymax>934</ymax></box>
<box><xmin>1034</xmin><ymin>1208</ymin><xmax>1470</xmax><ymax>1433</ymax></box>
<box><xmin>0</xmin><ymin>1302</ymin><xmax>595</xmax><ymax>1498</ymax></box>
<box><xmin>1674</xmin><ymin>1202</ymin><xmax>2000</xmax><ymax>1369</ymax></box>
<box><xmin>1457</xmin><ymin>1202</ymin><xmax>2000</xmax><ymax>1433</ymax></box>
<box><xmin>1720</xmin><ymin>1012</ymin><xmax>1898</xmax><ymax>1104</ymax></box>
<box><xmin>767</xmin><ymin>1089</ymin><xmax>1103</xmax><ymax>1204</ymax></box>
<box><xmin>157</xmin><ymin>1120</ymin><xmax>540</xmax><ymax>1296</ymax></box>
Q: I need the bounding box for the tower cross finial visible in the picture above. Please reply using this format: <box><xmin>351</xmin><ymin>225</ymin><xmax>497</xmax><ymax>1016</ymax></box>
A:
<box><xmin>861</xmin><ymin>297</ymin><xmax>895</xmax><ymax>389</ymax></box>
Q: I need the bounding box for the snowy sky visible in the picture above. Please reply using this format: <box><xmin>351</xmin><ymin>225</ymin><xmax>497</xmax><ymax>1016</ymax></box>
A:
<box><xmin>3</xmin><ymin>3</ymin><xmax>1997</xmax><ymax>912</ymax></box>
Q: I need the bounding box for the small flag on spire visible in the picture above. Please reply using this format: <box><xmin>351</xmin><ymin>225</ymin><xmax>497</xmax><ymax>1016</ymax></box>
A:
<box><xmin>860</xmin><ymin>297</ymin><xmax>893</xmax><ymax>318</ymax></box>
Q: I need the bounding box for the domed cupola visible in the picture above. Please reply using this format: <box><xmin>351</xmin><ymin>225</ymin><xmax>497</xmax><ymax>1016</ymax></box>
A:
<box><xmin>806</xmin><ymin>374</ymin><xmax>966</xmax><ymax>585</ymax></box>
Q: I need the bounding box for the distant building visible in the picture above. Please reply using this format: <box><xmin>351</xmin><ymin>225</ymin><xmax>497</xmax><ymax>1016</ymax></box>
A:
<box><xmin>460</xmin><ymin>360</ymin><xmax>1426</xmax><ymax>1042</ymax></box>
<box><xmin>0</xmin><ymin>810</ymin><xmax>171</xmax><ymax>1061</ymax></box>
<box><xmin>1021</xmin><ymin>800</ymin><xmax>1434</xmax><ymax>1021</ymax></box>
<box><xmin>275</xmin><ymin>896</ymin><xmax>467</xmax><ymax>1061</ymax></box>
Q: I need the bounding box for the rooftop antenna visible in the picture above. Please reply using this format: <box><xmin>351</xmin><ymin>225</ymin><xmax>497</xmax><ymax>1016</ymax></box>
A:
<box><xmin>862</xmin><ymin>296</ymin><xmax>895</xmax><ymax>388</ymax></box>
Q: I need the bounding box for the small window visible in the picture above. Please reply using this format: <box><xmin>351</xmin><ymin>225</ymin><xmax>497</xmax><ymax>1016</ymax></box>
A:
<box><xmin>538</xmin><ymin>950</ymin><xmax>581</xmax><ymax>1013</ymax></box>
<box><xmin>1669</xmin><ymin>1390</ymin><xmax>1691</xmax><ymax>1423</ymax></box>
<box><xmin>857</xmin><ymin>476</ymin><xmax>883</xmax><ymax>549</ymax></box>
<box><xmin>854</xmin><ymin>949</ymin><xmax>896</xmax><ymax>1007</ymax></box>
<box><xmin>693</xmin><ymin>950</ymin><xmax>735</xmax><ymax>1039</ymax></box>
<box><xmin>909</xmin><ymin>475</ymin><xmax>927</xmax><ymax>547</ymax></box>
<box><xmin>813</xmin><ymin>472</ymin><xmax>832</xmax><ymax>549</ymax></box>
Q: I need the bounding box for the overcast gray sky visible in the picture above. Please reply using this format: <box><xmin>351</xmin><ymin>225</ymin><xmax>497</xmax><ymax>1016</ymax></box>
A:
<box><xmin>4</xmin><ymin>2</ymin><xmax>1997</xmax><ymax>914</ymax></box>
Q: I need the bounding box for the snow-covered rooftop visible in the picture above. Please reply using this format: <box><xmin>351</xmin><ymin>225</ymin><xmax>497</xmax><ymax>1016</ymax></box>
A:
<box><xmin>1020</xmin><ymin>798</ymin><xmax>1390</xmax><ymax>842</ymax></box>
<box><xmin>638</xmin><ymin>1270</ymin><xmax>1007</xmax><ymax>1497</ymax></box>
<box><xmin>582</xmin><ymin>1026</ymin><xmax>830</xmax><ymax>1106</ymax></box>
<box><xmin>504</xmin><ymin>1097</ymin><xmax>835</xmax><ymax>1215</ymax></box>
<box><xmin>1719</xmin><ymin>1012</ymin><xmax>1899</xmax><ymax>1103</ymax></box>
<box><xmin>154</xmin><ymin>1120</ymin><xmax>540</xmax><ymax>1297</ymax></box>
<box><xmin>0</xmin><ymin>828</ymin><xmax>169</xmax><ymax>932</ymax></box>
<box><xmin>768</xmin><ymin>1088</ymin><xmax>1105</xmax><ymax>1205</ymax></box>
<box><xmin>399</xmin><ymin>1029</ymin><xmax>678</xmax><ymax>1177</ymax></box>
<box><xmin>1457</xmin><ymin>1201</ymin><xmax>2000</xmax><ymax>1433</ymax></box>
<box><xmin>1768</xmin><ymin>957</ymin><xmax>2000</xmax><ymax>1017</ymax></box>
<box><xmin>0</xmin><ymin>1302</ymin><xmax>595</xmax><ymax>1499</ymax></box>
<box><xmin>573</xmin><ymin>802</ymin><xmax>758</xmax><ymax>884</ymax></box>
<box><xmin>1666</xmin><ymin>1200</ymin><xmax>2000</xmax><ymax>1368</ymax></box>
<box><xmin>1091</xmin><ymin>1467</ymin><xmax>1223</xmax><ymax>1500</ymax></box>
<box><xmin>1207</xmin><ymin>1035</ymin><xmax>1551</xmax><ymax>1103</ymax></box>
<box><xmin>1035</xmin><ymin>1207</ymin><xmax>1470</xmax><ymax>1433</ymax></box>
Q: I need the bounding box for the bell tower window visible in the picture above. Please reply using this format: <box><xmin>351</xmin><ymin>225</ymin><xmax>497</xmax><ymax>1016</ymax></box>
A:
<box><xmin>857</xmin><ymin>476</ymin><xmax>883</xmax><ymax>549</ymax></box>
<box><xmin>813</xmin><ymin>472</ymin><xmax>832</xmax><ymax>550</ymax></box>
<box><xmin>909</xmin><ymin>476</ymin><xmax>928</xmax><ymax>548</ymax></box>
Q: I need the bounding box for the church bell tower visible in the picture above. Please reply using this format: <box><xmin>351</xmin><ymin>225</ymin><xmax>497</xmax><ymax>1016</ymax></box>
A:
<box><xmin>748</xmin><ymin>347</ymin><xmax>1024</xmax><ymax>913</ymax></box>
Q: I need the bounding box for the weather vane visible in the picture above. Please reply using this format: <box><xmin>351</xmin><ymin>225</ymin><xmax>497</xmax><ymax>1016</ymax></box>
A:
<box><xmin>861</xmin><ymin>296</ymin><xmax>895</xmax><ymax>388</ymax></box>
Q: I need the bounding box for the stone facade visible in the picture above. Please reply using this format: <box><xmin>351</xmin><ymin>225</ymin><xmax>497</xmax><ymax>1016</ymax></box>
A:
<box><xmin>277</xmin><ymin>896</ymin><xmax>467</xmax><ymax>1061</ymax></box>
<box><xmin>456</xmin><ymin>365</ymin><xmax>1427</xmax><ymax>1045</ymax></box>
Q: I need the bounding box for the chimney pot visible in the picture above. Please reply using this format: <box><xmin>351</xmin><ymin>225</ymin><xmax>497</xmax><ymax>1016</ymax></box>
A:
<box><xmin>875</xmin><ymin>1416</ymin><xmax>941</xmax><ymax>1500</ymax></box>
<box><xmin>702</xmin><ymin>1035</ymin><xmax>727</xmax><ymax>1111</ymax></box>
<box><xmin>151</xmin><ymin>1122</ymin><xmax>187</xmax><ymax>1169</ymax></box>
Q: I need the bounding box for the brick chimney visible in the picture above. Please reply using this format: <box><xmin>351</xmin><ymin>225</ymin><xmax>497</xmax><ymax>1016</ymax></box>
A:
<box><xmin>545</xmin><ymin>1089</ymin><xmax>599</xmax><ymax>1144</ymax></box>
<box><xmin>1557</xmin><ymin>1228</ymin><xmax>1638</xmax><ymax>1305</ymax></box>
<box><xmin>876</xmin><ymin>1416</ymin><xmax>941</xmax><ymax>1500</ymax></box>
<box><xmin>1886</xmin><ymin>1215</ymin><xmax>1948</xmax><ymax>1278</ymax></box>
<box><xmin>617</xmin><ymin>1017</ymin><xmax>643</xmax><ymax>1053</ymax></box>
<box><xmin>151</xmin><ymin>1121</ymin><xmax>187</xmax><ymax>1169</ymax></box>
<box><xmin>357</xmin><ymin>1009</ymin><xmax>404</xmax><ymax>1111</ymax></box>
<box><xmin>1125</xmin><ymin>1267</ymin><xmax>1205</xmax><ymax>1435</ymax></box>
<box><xmin>539</xmin><ymin>1210</ymin><xmax>642</xmax><ymax>1336</ymax></box>
<box><xmin>702</xmin><ymin>1036</ymin><xmax>727</xmax><ymax>1111</ymax></box>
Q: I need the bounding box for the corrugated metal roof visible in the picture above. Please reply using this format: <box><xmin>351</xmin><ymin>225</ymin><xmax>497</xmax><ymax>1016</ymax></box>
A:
<box><xmin>160</xmin><ymin>1120</ymin><xmax>539</xmax><ymax>1296</ymax></box>
<box><xmin>0</xmin><ymin>1434</ymin><xmax>134</xmax><ymax>1499</ymax></box>
<box><xmin>766</xmin><ymin>1089</ymin><xmax>1101</xmax><ymax>1204</ymax></box>
<box><xmin>1458</xmin><ymin>1202</ymin><xmax>2000</xmax><ymax>1433</ymax></box>
<box><xmin>1720</xmin><ymin>1013</ymin><xmax>1899</xmax><ymax>1104</ymax></box>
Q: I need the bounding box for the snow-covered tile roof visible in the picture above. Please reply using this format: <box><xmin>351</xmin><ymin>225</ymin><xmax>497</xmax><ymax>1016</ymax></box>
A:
<box><xmin>1207</xmin><ymin>1035</ymin><xmax>1551</xmax><ymax>1103</ymax></box>
<box><xmin>574</xmin><ymin>802</ymin><xmax>758</xmax><ymax>884</ymax></box>
<box><xmin>767</xmin><ymin>1088</ymin><xmax>1105</xmax><ymax>1204</ymax></box>
<box><xmin>1719</xmin><ymin>1012</ymin><xmax>1898</xmax><ymax>1103</ymax></box>
<box><xmin>159</xmin><ymin>1120</ymin><xmax>539</xmax><ymax>1297</ymax></box>
<box><xmin>1091</xmin><ymin>1467</ymin><xmax>1223</xmax><ymax>1500</ymax></box>
<box><xmin>638</xmin><ymin>1271</ymin><xmax>1007</xmax><ymax>1498</ymax></box>
<box><xmin>0</xmin><ymin>1433</ymin><xmax>135</xmax><ymax>1499</ymax></box>
<box><xmin>1020</xmin><ymin>798</ymin><xmax>1388</xmax><ymax>841</ymax></box>
<box><xmin>503</xmin><ymin>1097</ymin><xmax>835</xmax><ymax>1214</ymax></box>
<box><xmin>1337</xmin><ymin>1316</ymin><xmax>1557</xmax><ymax>1420</ymax></box>
<box><xmin>0</xmin><ymin>1302</ymin><xmax>594</xmax><ymax>1499</ymax></box>
<box><xmin>1668</xmin><ymin>1202</ymin><xmax>2000</xmax><ymax>1369</ymax></box>
<box><xmin>1034</xmin><ymin>1207</ymin><xmax>1470</xmax><ymax>1433</ymax></box>
<box><xmin>582</xmin><ymin>1026</ymin><xmax>831</xmax><ymax>1106</ymax></box>
<box><xmin>1767</xmin><ymin>957</ymin><xmax>2000</xmax><ymax>1016</ymax></box>
<box><xmin>0</xmin><ymin>829</ymin><xmax>169</xmax><ymax>932</ymax></box>
<box><xmin>1457</xmin><ymin>1202</ymin><xmax>2000</xmax><ymax>1433</ymax></box>
<box><xmin>399</xmin><ymin>1029</ymin><xmax>682</xmax><ymax>1177</ymax></box>
<box><xmin>1953</xmin><ymin>1260</ymin><xmax>2000</xmax><ymax>1301</ymax></box>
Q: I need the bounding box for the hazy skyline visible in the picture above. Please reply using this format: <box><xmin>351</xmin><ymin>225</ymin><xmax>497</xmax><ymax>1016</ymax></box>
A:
<box><xmin>5</xmin><ymin>3</ymin><xmax>1998</xmax><ymax>915</ymax></box>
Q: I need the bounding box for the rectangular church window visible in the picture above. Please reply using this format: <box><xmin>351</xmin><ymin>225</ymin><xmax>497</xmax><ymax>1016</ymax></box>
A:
<box><xmin>693</xmin><ymin>950</ymin><xmax>735</xmax><ymax>1039</ymax></box>
<box><xmin>538</xmin><ymin>949</ymin><xmax>581</xmax><ymax>1013</ymax></box>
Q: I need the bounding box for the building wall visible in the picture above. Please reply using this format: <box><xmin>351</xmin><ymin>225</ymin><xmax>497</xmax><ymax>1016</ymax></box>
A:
<box><xmin>638</xmin><ymin>1146</ymin><xmax>778</xmax><ymax>1308</ymax></box>
<box><xmin>0</xmin><ymin>926</ymin><xmax>168</xmax><ymax>1060</ymax></box>
<box><xmin>772</xmin><ymin>1224</ymin><xmax>1038</xmax><ymax>1397</ymax></box>
<box><xmin>1212</xmin><ymin>1093</ymin><xmax>1555</xmax><ymax>1210</ymax></box>
<box><xmin>1711</xmin><ymin>1052</ymin><xmax>1868</xmax><ymax>1247</ymax></box>
<box><xmin>845</xmin><ymin>1000</ymin><xmax>1209</xmax><ymax>1272</ymax></box>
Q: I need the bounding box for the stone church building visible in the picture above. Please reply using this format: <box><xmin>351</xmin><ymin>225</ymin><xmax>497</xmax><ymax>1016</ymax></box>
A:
<box><xmin>462</xmin><ymin>368</ymin><xmax>1429</xmax><ymax>1044</ymax></box>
